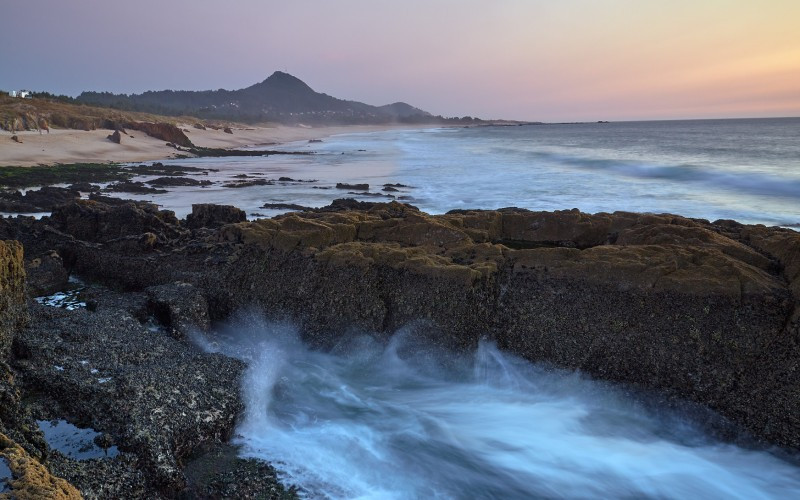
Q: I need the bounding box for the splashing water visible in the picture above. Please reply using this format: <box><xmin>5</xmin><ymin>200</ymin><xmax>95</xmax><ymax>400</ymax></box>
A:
<box><xmin>195</xmin><ymin>315</ymin><xmax>800</xmax><ymax>499</ymax></box>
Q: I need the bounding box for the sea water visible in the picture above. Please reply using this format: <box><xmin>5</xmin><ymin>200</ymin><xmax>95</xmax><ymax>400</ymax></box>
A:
<box><xmin>123</xmin><ymin>117</ymin><xmax>800</xmax><ymax>227</ymax></box>
<box><xmin>195</xmin><ymin>315</ymin><xmax>800</xmax><ymax>499</ymax></box>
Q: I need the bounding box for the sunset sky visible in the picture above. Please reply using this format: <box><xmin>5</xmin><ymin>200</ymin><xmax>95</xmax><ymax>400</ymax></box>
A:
<box><xmin>2</xmin><ymin>0</ymin><xmax>798</xmax><ymax>121</ymax></box>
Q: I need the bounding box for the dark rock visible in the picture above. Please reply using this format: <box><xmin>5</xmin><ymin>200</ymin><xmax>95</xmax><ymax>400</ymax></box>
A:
<box><xmin>382</xmin><ymin>186</ymin><xmax>399</xmax><ymax>192</ymax></box>
<box><xmin>261</xmin><ymin>203</ymin><xmax>313</xmax><ymax>211</ymax></box>
<box><xmin>181</xmin><ymin>443</ymin><xmax>297</xmax><ymax>499</ymax></box>
<box><xmin>383</xmin><ymin>183</ymin><xmax>410</xmax><ymax>188</ymax></box>
<box><xmin>13</xmin><ymin>303</ymin><xmax>246</xmax><ymax>495</ymax></box>
<box><xmin>107</xmin><ymin>130</ymin><xmax>122</xmax><ymax>144</ymax></box>
<box><xmin>223</xmin><ymin>127</ymin><xmax>233</xmax><ymax>134</ymax></box>
<box><xmin>185</xmin><ymin>204</ymin><xmax>246</xmax><ymax>230</ymax></box>
<box><xmin>146</xmin><ymin>177</ymin><xmax>213</xmax><ymax>187</ymax></box>
<box><xmin>335</xmin><ymin>183</ymin><xmax>369</xmax><ymax>190</ymax></box>
<box><xmin>25</xmin><ymin>251</ymin><xmax>69</xmax><ymax>297</ymax></box>
<box><xmin>67</xmin><ymin>183</ymin><xmax>100</xmax><ymax>192</ymax></box>
<box><xmin>193</xmin><ymin>123</ymin><xmax>206</xmax><ymax>130</ymax></box>
<box><xmin>348</xmin><ymin>191</ymin><xmax>390</xmax><ymax>198</ymax></box>
<box><xmin>7</xmin><ymin>198</ymin><xmax>800</xmax><ymax>454</ymax></box>
<box><xmin>146</xmin><ymin>282</ymin><xmax>210</xmax><ymax>339</ymax></box>
<box><xmin>0</xmin><ymin>186</ymin><xmax>81</xmax><ymax>213</ymax></box>
<box><xmin>10</xmin><ymin>135</ymin><xmax>21</xmax><ymax>143</ymax></box>
<box><xmin>50</xmin><ymin>199</ymin><xmax>184</xmax><ymax>243</ymax></box>
<box><xmin>221</xmin><ymin>179</ymin><xmax>274</xmax><ymax>188</ymax></box>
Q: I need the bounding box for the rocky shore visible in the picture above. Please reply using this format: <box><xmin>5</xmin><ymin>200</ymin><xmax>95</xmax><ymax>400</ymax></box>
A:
<box><xmin>0</xmin><ymin>194</ymin><xmax>798</xmax><ymax>497</ymax></box>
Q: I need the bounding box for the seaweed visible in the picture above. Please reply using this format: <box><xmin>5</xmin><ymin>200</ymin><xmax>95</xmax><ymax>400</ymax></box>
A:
<box><xmin>0</xmin><ymin>163</ymin><xmax>132</xmax><ymax>188</ymax></box>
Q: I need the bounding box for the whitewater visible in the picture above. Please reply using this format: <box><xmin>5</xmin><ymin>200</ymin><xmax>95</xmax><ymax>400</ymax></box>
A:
<box><xmin>123</xmin><ymin>117</ymin><xmax>800</xmax><ymax>227</ymax></box>
<box><xmin>165</xmin><ymin>117</ymin><xmax>800</xmax><ymax>498</ymax></box>
<box><xmin>196</xmin><ymin>315</ymin><xmax>800</xmax><ymax>499</ymax></box>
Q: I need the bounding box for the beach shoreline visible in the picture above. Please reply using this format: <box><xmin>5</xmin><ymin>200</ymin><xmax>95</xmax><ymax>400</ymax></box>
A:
<box><xmin>0</xmin><ymin>123</ymin><xmax>435</xmax><ymax>167</ymax></box>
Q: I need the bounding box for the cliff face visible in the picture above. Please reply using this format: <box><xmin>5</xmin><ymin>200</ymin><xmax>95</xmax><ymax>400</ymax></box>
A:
<box><xmin>12</xmin><ymin>199</ymin><xmax>800</xmax><ymax>450</ymax></box>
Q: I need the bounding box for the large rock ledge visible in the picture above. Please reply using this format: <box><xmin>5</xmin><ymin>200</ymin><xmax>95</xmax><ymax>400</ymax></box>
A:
<box><xmin>0</xmin><ymin>197</ymin><xmax>798</xmax><ymax>494</ymax></box>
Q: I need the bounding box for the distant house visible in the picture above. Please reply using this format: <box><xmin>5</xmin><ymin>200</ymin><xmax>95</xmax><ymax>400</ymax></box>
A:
<box><xmin>8</xmin><ymin>90</ymin><xmax>31</xmax><ymax>98</ymax></box>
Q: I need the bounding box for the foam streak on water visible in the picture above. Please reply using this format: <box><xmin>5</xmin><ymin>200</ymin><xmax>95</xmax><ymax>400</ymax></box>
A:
<box><xmin>196</xmin><ymin>316</ymin><xmax>800</xmax><ymax>499</ymax></box>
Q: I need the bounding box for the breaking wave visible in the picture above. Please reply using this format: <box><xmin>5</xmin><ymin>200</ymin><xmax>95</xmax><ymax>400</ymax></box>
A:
<box><xmin>195</xmin><ymin>314</ymin><xmax>800</xmax><ymax>499</ymax></box>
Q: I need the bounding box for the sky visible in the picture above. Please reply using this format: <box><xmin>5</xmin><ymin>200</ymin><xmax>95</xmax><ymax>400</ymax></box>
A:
<box><xmin>1</xmin><ymin>0</ymin><xmax>798</xmax><ymax>121</ymax></box>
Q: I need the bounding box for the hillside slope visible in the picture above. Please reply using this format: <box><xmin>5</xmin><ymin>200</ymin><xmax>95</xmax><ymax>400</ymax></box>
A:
<box><xmin>77</xmin><ymin>71</ymin><xmax>437</xmax><ymax>124</ymax></box>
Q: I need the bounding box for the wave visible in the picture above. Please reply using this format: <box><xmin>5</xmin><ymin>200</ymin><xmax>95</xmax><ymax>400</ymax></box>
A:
<box><xmin>194</xmin><ymin>314</ymin><xmax>800</xmax><ymax>499</ymax></box>
<box><xmin>530</xmin><ymin>151</ymin><xmax>800</xmax><ymax>200</ymax></box>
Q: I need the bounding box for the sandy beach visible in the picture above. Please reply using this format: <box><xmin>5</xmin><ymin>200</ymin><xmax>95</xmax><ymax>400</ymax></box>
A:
<box><xmin>0</xmin><ymin>124</ymin><xmax>427</xmax><ymax>167</ymax></box>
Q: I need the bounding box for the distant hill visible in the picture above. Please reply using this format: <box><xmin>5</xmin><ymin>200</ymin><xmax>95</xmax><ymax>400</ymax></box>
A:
<box><xmin>76</xmin><ymin>72</ymin><xmax>456</xmax><ymax>125</ymax></box>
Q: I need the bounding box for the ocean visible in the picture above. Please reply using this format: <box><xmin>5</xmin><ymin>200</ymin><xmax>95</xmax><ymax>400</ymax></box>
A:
<box><xmin>162</xmin><ymin>118</ymin><xmax>800</xmax><ymax>498</ymax></box>
<box><xmin>127</xmin><ymin>117</ymin><xmax>800</xmax><ymax>228</ymax></box>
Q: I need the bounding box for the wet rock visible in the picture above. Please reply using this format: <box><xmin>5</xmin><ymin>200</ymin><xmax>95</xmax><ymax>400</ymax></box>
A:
<box><xmin>181</xmin><ymin>443</ymin><xmax>297</xmax><ymax>499</ymax></box>
<box><xmin>382</xmin><ymin>186</ymin><xmax>399</xmax><ymax>192</ymax></box>
<box><xmin>25</xmin><ymin>251</ymin><xmax>69</xmax><ymax>297</ymax></box>
<box><xmin>335</xmin><ymin>183</ymin><xmax>369</xmax><ymax>191</ymax></box>
<box><xmin>348</xmin><ymin>191</ymin><xmax>391</xmax><ymax>198</ymax></box>
<box><xmin>50</xmin><ymin>199</ymin><xmax>184</xmax><ymax>243</ymax></box>
<box><xmin>185</xmin><ymin>204</ymin><xmax>246</xmax><ymax>230</ymax></box>
<box><xmin>107</xmin><ymin>130</ymin><xmax>122</xmax><ymax>144</ymax></box>
<box><xmin>67</xmin><ymin>183</ymin><xmax>100</xmax><ymax>192</ymax></box>
<box><xmin>261</xmin><ymin>203</ymin><xmax>313</xmax><ymax>211</ymax></box>
<box><xmin>47</xmin><ymin>451</ymin><xmax>149</xmax><ymax>499</ymax></box>
<box><xmin>146</xmin><ymin>177</ymin><xmax>213</xmax><ymax>187</ymax></box>
<box><xmin>0</xmin><ymin>186</ymin><xmax>81</xmax><ymax>213</ymax></box>
<box><xmin>146</xmin><ymin>282</ymin><xmax>210</xmax><ymax>339</ymax></box>
<box><xmin>13</xmin><ymin>304</ymin><xmax>246</xmax><ymax>495</ymax></box>
<box><xmin>222</xmin><ymin>179</ymin><xmax>274</xmax><ymax>188</ymax></box>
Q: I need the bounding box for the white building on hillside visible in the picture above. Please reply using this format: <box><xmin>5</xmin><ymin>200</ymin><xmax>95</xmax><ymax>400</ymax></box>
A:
<box><xmin>8</xmin><ymin>90</ymin><xmax>31</xmax><ymax>98</ymax></box>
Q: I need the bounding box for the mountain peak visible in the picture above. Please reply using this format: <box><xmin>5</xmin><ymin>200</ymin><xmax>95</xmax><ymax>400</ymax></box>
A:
<box><xmin>256</xmin><ymin>71</ymin><xmax>314</xmax><ymax>92</ymax></box>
